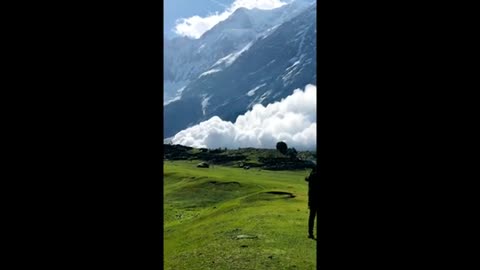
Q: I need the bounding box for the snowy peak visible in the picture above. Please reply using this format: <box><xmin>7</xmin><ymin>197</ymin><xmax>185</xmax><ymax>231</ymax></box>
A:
<box><xmin>222</xmin><ymin>7</ymin><xmax>253</xmax><ymax>28</ymax></box>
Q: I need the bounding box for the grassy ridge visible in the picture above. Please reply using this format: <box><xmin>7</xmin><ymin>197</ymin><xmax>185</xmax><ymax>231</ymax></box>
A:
<box><xmin>164</xmin><ymin>144</ymin><xmax>316</xmax><ymax>169</ymax></box>
<box><xmin>164</xmin><ymin>160</ymin><xmax>316</xmax><ymax>270</ymax></box>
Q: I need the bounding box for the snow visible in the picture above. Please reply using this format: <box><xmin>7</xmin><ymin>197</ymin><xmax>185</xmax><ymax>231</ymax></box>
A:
<box><xmin>198</xmin><ymin>68</ymin><xmax>222</xmax><ymax>78</ymax></box>
<box><xmin>294</xmin><ymin>25</ymin><xmax>313</xmax><ymax>58</ymax></box>
<box><xmin>164</xmin><ymin>96</ymin><xmax>181</xmax><ymax>106</ymax></box>
<box><xmin>282</xmin><ymin>59</ymin><xmax>302</xmax><ymax>84</ymax></box>
<box><xmin>201</xmin><ymin>95</ymin><xmax>211</xmax><ymax>115</ymax></box>
<box><xmin>260</xmin><ymin>24</ymin><xmax>280</xmax><ymax>39</ymax></box>
<box><xmin>246</xmin><ymin>83</ymin><xmax>267</xmax><ymax>96</ymax></box>
<box><xmin>164</xmin><ymin>85</ymin><xmax>189</xmax><ymax>106</ymax></box>
<box><xmin>213</xmin><ymin>53</ymin><xmax>235</xmax><ymax>66</ymax></box>
<box><xmin>267</xmin><ymin>59</ymin><xmax>276</xmax><ymax>66</ymax></box>
<box><xmin>256</xmin><ymin>91</ymin><xmax>271</xmax><ymax>106</ymax></box>
<box><xmin>288</xmin><ymin>60</ymin><xmax>301</xmax><ymax>70</ymax></box>
<box><xmin>197</xmin><ymin>44</ymin><xmax>206</xmax><ymax>53</ymax></box>
<box><xmin>164</xmin><ymin>80</ymin><xmax>189</xmax><ymax>105</ymax></box>
<box><xmin>211</xmin><ymin>41</ymin><xmax>253</xmax><ymax>68</ymax></box>
<box><xmin>248</xmin><ymin>90</ymin><xmax>271</xmax><ymax>109</ymax></box>
<box><xmin>177</xmin><ymin>86</ymin><xmax>186</xmax><ymax>94</ymax></box>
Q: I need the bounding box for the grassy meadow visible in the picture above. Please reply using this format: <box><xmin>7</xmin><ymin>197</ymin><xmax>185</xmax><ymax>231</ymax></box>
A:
<box><xmin>164</xmin><ymin>159</ymin><xmax>316</xmax><ymax>269</ymax></box>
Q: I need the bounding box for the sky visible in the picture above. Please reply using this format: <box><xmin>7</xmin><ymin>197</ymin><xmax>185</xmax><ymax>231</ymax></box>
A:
<box><xmin>164</xmin><ymin>0</ymin><xmax>235</xmax><ymax>39</ymax></box>
<box><xmin>164</xmin><ymin>0</ymin><xmax>290</xmax><ymax>39</ymax></box>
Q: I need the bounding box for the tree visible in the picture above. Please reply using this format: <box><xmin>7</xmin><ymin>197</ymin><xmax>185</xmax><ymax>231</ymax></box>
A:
<box><xmin>287</xmin><ymin>147</ymin><xmax>298</xmax><ymax>160</ymax></box>
<box><xmin>276</xmin><ymin>141</ymin><xmax>288</xmax><ymax>155</ymax></box>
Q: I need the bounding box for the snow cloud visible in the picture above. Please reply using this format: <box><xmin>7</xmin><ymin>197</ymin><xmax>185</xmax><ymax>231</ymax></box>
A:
<box><xmin>174</xmin><ymin>0</ymin><xmax>288</xmax><ymax>39</ymax></box>
<box><xmin>171</xmin><ymin>84</ymin><xmax>316</xmax><ymax>150</ymax></box>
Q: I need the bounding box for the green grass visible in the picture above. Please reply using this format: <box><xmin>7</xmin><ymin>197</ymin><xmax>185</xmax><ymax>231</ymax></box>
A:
<box><xmin>164</xmin><ymin>160</ymin><xmax>316</xmax><ymax>270</ymax></box>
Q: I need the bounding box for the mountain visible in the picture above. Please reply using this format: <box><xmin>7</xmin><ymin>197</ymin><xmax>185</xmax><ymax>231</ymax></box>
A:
<box><xmin>164</xmin><ymin>1</ymin><xmax>316</xmax><ymax>138</ymax></box>
<box><xmin>163</xmin><ymin>0</ymin><xmax>314</xmax><ymax>104</ymax></box>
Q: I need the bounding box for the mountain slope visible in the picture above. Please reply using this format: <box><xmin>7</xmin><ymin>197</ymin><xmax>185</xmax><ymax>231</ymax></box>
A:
<box><xmin>163</xmin><ymin>0</ymin><xmax>315</xmax><ymax>104</ymax></box>
<box><xmin>164</xmin><ymin>3</ymin><xmax>316</xmax><ymax>138</ymax></box>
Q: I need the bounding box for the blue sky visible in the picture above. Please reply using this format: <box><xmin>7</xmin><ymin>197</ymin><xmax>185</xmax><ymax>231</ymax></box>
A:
<box><xmin>164</xmin><ymin>0</ymin><xmax>234</xmax><ymax>39</ymax></box>
<box><xmin>164</xmin><ymin>0</ymin><xmax>290</xmax><ymax>39</ymax></box>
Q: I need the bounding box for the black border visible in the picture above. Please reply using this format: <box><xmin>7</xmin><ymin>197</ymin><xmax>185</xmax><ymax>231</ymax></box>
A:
<box><xmin>10</xmin><ymin>0</ymin><xmax>461</xmax><ymax>269</ymax></box>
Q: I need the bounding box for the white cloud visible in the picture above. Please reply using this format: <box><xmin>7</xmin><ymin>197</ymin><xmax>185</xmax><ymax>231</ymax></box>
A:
<box><xmin>174</xmin><ymin>0</ymin><xmax>288</xmax><ymax>39</ymax></box>
<box><xmin>171</xmin><ymin>84</ymin><xmax>316</xmax><ymax>150</ymax></box>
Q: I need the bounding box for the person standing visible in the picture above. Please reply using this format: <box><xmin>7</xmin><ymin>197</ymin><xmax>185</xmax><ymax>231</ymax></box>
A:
<box><xmin>305</xmin><ymin>165</ymin><xmax>318</xmax><ymax>239</ymax></box>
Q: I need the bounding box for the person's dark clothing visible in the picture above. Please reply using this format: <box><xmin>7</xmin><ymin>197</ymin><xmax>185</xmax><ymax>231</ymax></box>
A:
<box><xmin>306</xmin><ymin>169</ymin><xmax>319</xmax><ymax>206</ymax></box>
<box><xmin>306</xmin><ymin>168</ymin><xmax>319</xmax><ymax>237</ymax></box>
<box><xmin>308</xmin><ymin>205</ymin><xmax>318</xmax><ymax>236</ymax></box>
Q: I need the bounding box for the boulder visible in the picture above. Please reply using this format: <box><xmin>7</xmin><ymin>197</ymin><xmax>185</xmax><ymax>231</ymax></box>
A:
<box><xmin>197</xmin><ymin>162</ymin><xmax>209</xmax><ymax>168</ymax></box>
